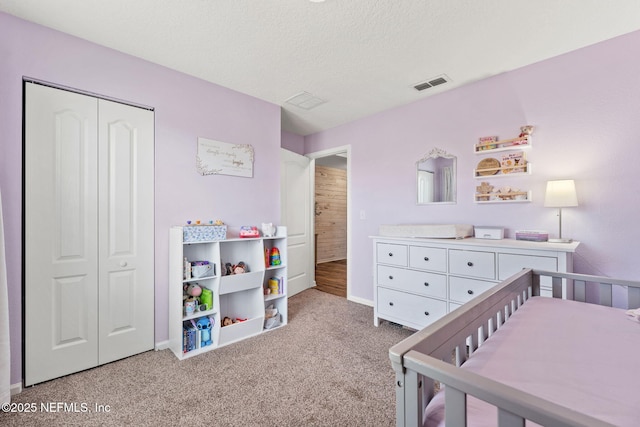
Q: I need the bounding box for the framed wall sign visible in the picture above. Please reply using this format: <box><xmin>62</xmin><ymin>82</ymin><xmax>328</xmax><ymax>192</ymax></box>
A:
<box><xmin>196</xmin><ymin>137</ymin><xmax>254</xmax><ymax>178</ymax></box>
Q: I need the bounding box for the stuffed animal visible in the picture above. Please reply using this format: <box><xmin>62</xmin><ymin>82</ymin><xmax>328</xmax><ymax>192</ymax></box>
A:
<box><xmin>519</xmin><ymin>125</ymin><xmax>534</xmax><ymax>138</ymax></box>
<box><xmin>196</xmin><ymin>317</ymin><xmax>213</xmax><ymax>346</ymax></box>
<box><xmin>184</xmin><ymin>283</ymin><xmax>202</xmax><ymax>298</ymax></box>
<box><xmin>232</xmin><ymin>262</ymin><xmax>247</xmax><ymax>274</ymax></box>
<box><xmin>222</xmin><ymin>316</ymin><xmax>233</xmax><ymax>327</ymax></box>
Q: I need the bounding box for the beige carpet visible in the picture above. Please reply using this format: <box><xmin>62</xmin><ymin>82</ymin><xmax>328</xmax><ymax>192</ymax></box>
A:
<box><xmin>1</xmin><ymin>289</ymin><xmax>413</xmax><ymax>426</ymax></box>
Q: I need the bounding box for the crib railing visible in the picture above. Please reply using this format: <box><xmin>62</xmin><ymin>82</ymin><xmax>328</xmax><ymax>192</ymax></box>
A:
<box><xmin>390</xmin><ymin>269</ymin><xmax>640</xmax><ymax>427</ymax></box>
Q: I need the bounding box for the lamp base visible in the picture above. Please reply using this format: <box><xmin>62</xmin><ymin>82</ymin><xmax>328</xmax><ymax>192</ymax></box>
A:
<box><xmin>548</xmin><ymin>238</ymin><xmax>573</xmax><ymax>243</ymax></box>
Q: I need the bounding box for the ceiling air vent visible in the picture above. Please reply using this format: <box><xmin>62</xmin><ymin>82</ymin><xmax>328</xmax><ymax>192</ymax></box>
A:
<box><xmin>414</xmin><ymin>75</ymin><xmax>450</xmax><ymax>91</ymax></box>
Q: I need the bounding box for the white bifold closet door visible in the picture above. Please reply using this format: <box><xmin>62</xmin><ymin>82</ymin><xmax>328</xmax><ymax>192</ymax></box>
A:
<box><xmin>24</xmin><ymin>83</ymin><xmax>154</xmax><ymax>386</ymax></box>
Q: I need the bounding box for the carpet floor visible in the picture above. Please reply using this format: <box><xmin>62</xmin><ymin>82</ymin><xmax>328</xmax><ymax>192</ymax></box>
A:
<box><xmin>1</xmin><ymin>288</ymin><xmax>413</xmax><ymax>426</ymax></box>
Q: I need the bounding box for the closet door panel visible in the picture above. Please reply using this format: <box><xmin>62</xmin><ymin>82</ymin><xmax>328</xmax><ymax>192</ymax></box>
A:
<box><xmin>98</xmin><ymin>99</ymin><xmax>154</xmax><ymax>364</ymax></box>
<box><xmin>25</xmin><ymin>83</ymin><xmax>99</xmax><ymax>386</ymax></box>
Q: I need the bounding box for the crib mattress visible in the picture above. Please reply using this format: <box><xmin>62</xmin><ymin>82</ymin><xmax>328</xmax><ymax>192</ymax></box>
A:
<box><xmin>424</xmin><ymin>297</ymin><xmax>640</xmax><ymax>427</ymax></box>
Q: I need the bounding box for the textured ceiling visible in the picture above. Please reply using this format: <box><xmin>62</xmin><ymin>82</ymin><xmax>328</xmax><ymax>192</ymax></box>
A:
<box><xmin>2</xmin><ymin>0</ymin><xmax>640</xmax><ymax>135</ymax></box>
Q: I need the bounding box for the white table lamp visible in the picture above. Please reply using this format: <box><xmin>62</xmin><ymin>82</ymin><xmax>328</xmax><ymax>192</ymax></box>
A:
<box><xmin>544</xmin><ymin>180</ymin><xmax>578</xmax><ymax>243</ymax></box>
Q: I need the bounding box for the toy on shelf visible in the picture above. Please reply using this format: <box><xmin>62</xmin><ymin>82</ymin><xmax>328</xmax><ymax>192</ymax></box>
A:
<box><xmin>267</xmin><ymin>277</ymin><xmax>280</xmax><ymax>295</ymax></box>
<box><xmin>269</xmin><ymin>247</ymin><xmax>281</xmax><ymax>266</ymax></box>
<box><xmin>475</xmin><ymin>182</ymin><xmax>529</xmax><ymax>202</ymax></box>
<box><xmin>196</xmin><ymin>317</ymin><xmax>213</xmax><ymax>347</ymax></box>
<box><xmin>239</xmin><ymin>226</ymin><xmax>260</xmax><ymax>238</ymax></box>
<box><xmin>261</xmin><ymin>222</ymin><xmax>276</xmax><ymax>237</ymax></box>
<box><xmin>223</xmin><ymin>261</ymin><xmax>249</xmax><ymax>275</ymax></box>
<box><xmin>474</xmin><ymin>125</ymin><xmax>534</xmax><ymax>153</ymax></box>
<box><xmin>222</xmin><ymin>316</ymin><xmax>247</xmax><ymax>327</ymax></box>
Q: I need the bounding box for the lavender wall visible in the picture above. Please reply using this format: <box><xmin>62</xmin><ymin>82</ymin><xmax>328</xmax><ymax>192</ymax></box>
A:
<box><xmin>281</xmin><ymin>130</ymin><xmax>305</xmax><ymax>155</ymax></box>
<box><xmin>0</xmin><ymin>13</ymin><xmax>281</xmax><ymax>385</ymax></box>
<box><xmin>305</xmin><ymin>30</ymin><xmax>640</xmax><ymax>303</ymax></box>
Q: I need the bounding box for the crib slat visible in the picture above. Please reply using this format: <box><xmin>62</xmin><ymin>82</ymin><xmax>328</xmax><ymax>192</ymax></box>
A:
<box><xmin>552</xmin><ymin>276</ymin><xmax>562</xmax><ymax>298</ymax></box>
<box><xmin>629</xmin><ymin>286</ymin><xmax>640</xmax><ymax>309</ymax></box>
<box><xmin>599</xmin><ymin>283</ymin><xmax>612</xmax><ymax>307</ymax></box>
<box><xmin>498</xmin><ymin>408</ymin><xmax>525</xmax><ymax>427</ymax></box>
<box><xmin>574</xmin><ymin>280</ymin><xmax>586</xmax><ymax>302</ymax></box>
<box><xmin>445</xmin><ymin>387</ymin><xmax>467</xmax><ymax>427</ymax></box>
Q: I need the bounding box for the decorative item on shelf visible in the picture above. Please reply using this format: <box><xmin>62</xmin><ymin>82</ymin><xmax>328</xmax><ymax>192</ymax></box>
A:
<box><xmin>475</xmin><ymin>158</ymin><xmax>500</xmax><ymax>176</ymax></box>
<box><xmin>269</xmin><ymin>247</ymin><xmax>281</xmax><ymax>266</ymax></box>
<box><xmin>222</xmin><ymin>317</ymin><xmax>233</xmax><ymax>327</ymax></box>
<box><xmin>261</xmin><ymin>222</ymin><xmax>276</xmax><ymax>237</ymax></box>
<box><xmin>183</xmin><ymin>220</ymin><xmax>227</xmax><ymax>242</ymax></box>
<box><xmin>474</xmin><ymin>125</ymin><xmax>534</xmax><ymax>153</ymax></box>
<box><xmin>544</xmin><ymin>180</ymin><xmax>578</xmax><ymax>243</ymax></box>
<box><xmin>476</xmin><ymin>136</ymin><xmax>499</xmax><ymax>151</ymax></box>
<box><xmin>191</xmin><ymin>260</ymin><xmax>214</xmax><ymax>278</ymax></box>
<box><xmin>475</xmin><ymin>183</ymin><xmax>529</xmax><ymax>202</ymax></box>
<box><xmin>475</xmin><ymin>182</ymin><xmax>494</xmax><ymax>201</ymax></box>
<box><xmin>239</xmin><ymin>225</ymin><xmax>260</xmax><ymax>238</ymax></box>
<box><xmin>515</xmin><ymin>230</ymin><xmax>549</xmax><ymax>242</ymax></box>
<box><xmin>501</xmin><ymin>151</ymin><xmax>526</xmax><ymax>174</ymax></box>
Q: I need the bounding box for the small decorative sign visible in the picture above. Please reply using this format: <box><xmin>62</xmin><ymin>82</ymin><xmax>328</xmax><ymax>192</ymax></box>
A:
<box><xmin>196</xmin><ymin>137</ymin><xmax>254</xmax><ymax>178</ymax></box>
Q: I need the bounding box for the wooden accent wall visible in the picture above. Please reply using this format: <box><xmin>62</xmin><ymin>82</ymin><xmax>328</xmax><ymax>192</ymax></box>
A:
<box><xmin>315</xmin><ymin>165</ymin><xmax>347</xmax><ymax>263</ymax></box>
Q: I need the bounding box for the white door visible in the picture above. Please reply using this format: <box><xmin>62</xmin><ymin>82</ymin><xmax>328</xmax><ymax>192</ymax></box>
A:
<box><xmin>97</xmin><ymin>99</ymin><xmax>155</xmax><ymax>364</ymax></box>
<box><xmin>25</xmin><ymin>83</ymin><xmax>154</xmax><ymax>385</ymax></box>
<box><xmin>280</xmin><ymin>149</ymin><xmax>313</xmax><ymax>296</ymax></box>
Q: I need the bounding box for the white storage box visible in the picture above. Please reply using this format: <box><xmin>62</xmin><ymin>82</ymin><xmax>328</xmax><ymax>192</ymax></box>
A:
<box><xmin>474</xmin><ymin>226</ymin><xmax>504</xmax><ymax>240</ymax></box>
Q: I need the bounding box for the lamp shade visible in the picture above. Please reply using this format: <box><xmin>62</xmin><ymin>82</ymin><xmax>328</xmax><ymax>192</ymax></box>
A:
<box><xmin>544</xmin><ymin>180</ymin><xmax>578</xmax><ymax>208</ymax></box>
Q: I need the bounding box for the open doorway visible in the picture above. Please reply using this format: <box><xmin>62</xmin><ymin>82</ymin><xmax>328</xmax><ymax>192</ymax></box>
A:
<box><xmin>311</xmin><ymin>149</ymin><xmax>349</xmax><ymax>298</ymax></box>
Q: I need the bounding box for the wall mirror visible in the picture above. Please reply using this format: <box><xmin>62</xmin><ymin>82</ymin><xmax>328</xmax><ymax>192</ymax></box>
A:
<box><xmin>417</xmin><ymin>148</ymin><xmax>456</xmax><ymax>204</ymax></box>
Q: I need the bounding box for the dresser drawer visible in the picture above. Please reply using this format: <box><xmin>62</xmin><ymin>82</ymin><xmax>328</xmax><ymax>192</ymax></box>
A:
<box><xmin>498</xmin><ymin>254</ymin><xmax>557</xmax><ymax>280</ymax></box>
<box><xmin>376</xmin><ymin>243</ymin><xmax>408</xmax><ymax>266</ymax></box>
<box><xmin>377</xmin><ymin>265</ymin><xmax>446</xmax><ymax>299</ymax></box>
<box><xmin>377</xmin><ymin>287</ymin><xmax>447</xmax><ymax>328</ymax></box>
<box><xmin>449</xmin><ymin>276</ymin><xmax>496</xmax><ymax>304</ymax></box>
<box><xmin>409</xmin><ymin>246</ymin><xmax>447</xmax><ymax>272</ymax></box>
<box><xmin>449</xmin><ymin>249</ymin><xmax>496</xmax><ymax>280</ymax></box>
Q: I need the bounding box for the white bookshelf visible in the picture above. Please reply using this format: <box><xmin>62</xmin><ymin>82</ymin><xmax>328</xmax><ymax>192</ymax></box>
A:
<box><xmin>169</xmin><ymin>226</ymin><xmax>287</xmax><ymax>360</ymax></box>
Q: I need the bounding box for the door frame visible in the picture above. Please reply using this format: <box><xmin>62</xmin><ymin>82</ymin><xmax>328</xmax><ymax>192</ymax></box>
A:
<box><xmin>306</xmin><ymin>145</ymin><xmax>356</xmax><ymax>302</ymax></box>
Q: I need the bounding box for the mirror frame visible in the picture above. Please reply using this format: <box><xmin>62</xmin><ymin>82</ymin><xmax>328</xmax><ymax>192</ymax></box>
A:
<box><xmin>416</xmin><ymin>147</ymin><xmax>457</xmax><ymax>205</ymax></box>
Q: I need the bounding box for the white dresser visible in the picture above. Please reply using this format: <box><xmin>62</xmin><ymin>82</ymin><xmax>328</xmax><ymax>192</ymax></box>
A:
<box><xmin>372</xmin><ymin>236</ymin><xmax>580</xmax><ymax>330</ymax></box>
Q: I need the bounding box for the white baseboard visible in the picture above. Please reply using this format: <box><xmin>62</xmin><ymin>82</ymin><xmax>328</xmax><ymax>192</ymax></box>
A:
<box><xmin>10</xmin><ymin>382</ymin><xmax>22</xmax><ymax>396</ymax></box>
<box><xmin>347</xmin><ymin>295</ymin><xmax>373</xmax><ymax>307</ymax></box>
<box><xmin>155</xmin><ymin>340</ymin><xmax>170</xmax><ymax>351</ymax></box>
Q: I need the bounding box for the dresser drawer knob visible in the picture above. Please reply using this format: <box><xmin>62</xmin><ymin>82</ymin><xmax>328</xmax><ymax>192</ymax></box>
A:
<box><xmin>467</xmin><ymin>289</ymin><xmax>474</xmax><ymax>295</ymax></box>
<box><xmin>424</xmin><ymin>282</ymin><xmax>429</xmax><ymax>287</ymax></box>
<box><xmin>389</xmin><ymin>302</ymin><xmax>394</xmax><ymax>306</ymax></box>
<box><xmin>388</xmin><ymin>275</ymin><xmax>393</xmax><ymax>280</ymax></box>
<box><xmin>388</xmin><ymin>252</ymin><xmax>393</xmax><ymax>257</ymax></box>
<box><xmin>467</xmin><ymin>261</ymin><xmax>474</xmax><ymax>267</ymax></box>
<box><xmin>424</xmin><ymin>256</ymin><xmax>429</xmax><ymax>261</ymax></box>
<box><xmin>424</xmin><ymin>311</ymin><xmax>430</xmax><ymax>316</ymax></box>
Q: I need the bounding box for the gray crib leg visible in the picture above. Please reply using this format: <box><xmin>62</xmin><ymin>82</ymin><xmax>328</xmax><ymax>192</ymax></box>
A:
<box><xmin>397</xmin><ymin>369</ymin><xmax>422</xmax><ymax>427</ymax></box>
